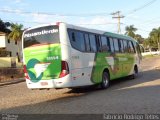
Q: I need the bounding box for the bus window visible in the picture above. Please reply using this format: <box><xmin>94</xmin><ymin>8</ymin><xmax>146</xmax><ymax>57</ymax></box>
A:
<box><xmin>68</xmin><ymin>30</ymin><xmax>85</xmax><ymax>52</ymax></box>
<box><xmin>84</xmin><ymin>33</ymin><xmax>91</xmax><ymax>52</ymax></box>
<box><xmin>123</xmin><ymin>40</ymin><xmax>128</xmax><ymax>53</ymax></box>
<box><xmin>128</xmin><ymin>41</ymin><xmax>136</xmax><ymax>53</ymax></box>
<box><xmin>89</xmin><ymin>34</ymin><xmax>97</xmax><ymax>52</ymax></box>
<box><xmin>24</xmin><ymin>25</ymin><xmax>59</xmax><ymax>48</ymax></box>
<box><xmin>96</xmin><ymin>35</ymin><xmax>102</xmax><ymax>52</ymax></box>
<box><xmin>101</xmin><ymin>36</ymin><xmax>109</xmax><ymax>52</ymax></box>
<box><xmin>119</xmin><ymin>39</ymin><xmax>124</xmax><ymax>53</ymax></box>
<box><xmin>136</xmin><ymin>43</ymin><xmax>142</xmax><ymax>60</ymax></box>
<box><xmin>109</xmin><ymin>38</ymin><xmax>114</xmax><ymax>53</ymax></box>
<box><xmin>113</xmin><ymin>38</ymin><xmax>120</xmax><ymax>52</ymax></box>
<box><xmin>136</xmin><ymin>43</ymin><xmax>142</xmax><ymax>54</ymax></box>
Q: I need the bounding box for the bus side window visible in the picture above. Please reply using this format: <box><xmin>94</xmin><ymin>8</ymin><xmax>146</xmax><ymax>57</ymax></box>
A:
<box><xmin>113</xmin><ymin>38</ymin><xmax>120</xmax><ymax>53</ymax></box>
<box><xmin>68</xmin><ymin>29</ymin><xmax>85</xmax><ymax>52</ymax></box>
<box><xmin>89</xmin><ymin>34</ymin><xmax>97</xmax><ymax>52</ymax></box>
<box><xmin>136</xmin><ymin>43</ymin><xmax>142</xmax><ymax>54</ymax></box>
<box><xmin>128</xmin><ymin>41</ymin><xmax>136</xmax><ymax>53</ymax></box>
<box><xmin>136</xmin><ymin>43</ymin><xmax>142</xmax><ymax>60</ymax></box>
<box><xmin>109</xmin><ymin>37</ymin><xmax>114</xmax><ymax>53</ymax></box>
<box><xmin>96</xmin><ymin>35</ymin><xmax>102</xmax><ymax>52</ymax></box>
<box><xmin>106</xmin><ymin>37</ymin><xmax>110</xmax><ymax>51</ymax></box>
<box><xmin>72</xmin><ymin>32</ymin><xmax>76</xmax><ymax>41</ymax></box>
<box><xmin>84</xmin><ymin>33</ymin><xmax>91</xmax><ymax>52</ymax></box>
<box><xmin>131</xmin><ymin>41</ymin><xmax>136</xmax><ymax>53</ymax></box>
<box><xmin>101</xmin><ymin>36</ymin><xmax>109</xmax><ymax>52</ymax></box>
<box><xmin>123</xmin><ymin>40</ymin><xmax>128</xmax><ymax>53</ymax></box>
<box><xmin>119</xmin><ymin>39</ymin><xmax>124</xmax><ymax>53</ymax></box>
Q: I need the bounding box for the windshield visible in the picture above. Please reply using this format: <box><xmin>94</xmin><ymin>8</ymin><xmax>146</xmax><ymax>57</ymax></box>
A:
<box><xmin>23</xmin><ymin>25</ymin><xmax>59</xmax><ymax>48</ymax></box>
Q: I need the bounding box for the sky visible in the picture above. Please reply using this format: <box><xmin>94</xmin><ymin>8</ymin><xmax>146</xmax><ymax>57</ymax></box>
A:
<box><xmin>0</xmin><ymin>0</ymin><xmax>160</xmax><ymax>38</ymax></box>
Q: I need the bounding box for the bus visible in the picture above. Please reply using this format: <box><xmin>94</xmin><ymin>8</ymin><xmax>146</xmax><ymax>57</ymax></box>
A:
<box><xmin>22</xmin><ymin>22</ymin><xmax>142</xmax><ymax>90</ymax></box>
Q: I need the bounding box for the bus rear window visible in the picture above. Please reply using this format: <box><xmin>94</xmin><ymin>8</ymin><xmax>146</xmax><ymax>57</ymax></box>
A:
<box><xmin>23</xmin><ymin>25</ymin><xmax>59</xmax><ymax>48</ymax></box>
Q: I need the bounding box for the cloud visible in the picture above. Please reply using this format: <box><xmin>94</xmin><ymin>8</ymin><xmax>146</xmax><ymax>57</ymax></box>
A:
<box><xmin>1</xmin><ymin>0</ymin><xmax>23</xmax><ymax>3</ymax></box>
<box><xmin>15</xmin><ymin>0</ymin><xmax>23</xmax><ymax>3</ymax></box>
<box><xmin>1</xmin><ymin>7</ymin><xmax>25</xmax><ymax>16</ymax></box>
<box><xmin>77</xmin><ymin>16</ymin><xmax>117</xmax><ymax>32</ymax></box>
<box><xmin>31</xmin><ymin>13</ymin><xmax>67</xmax><ymax>24</ymax></box>
<box><xmin>2</xmin><ymin>0</ymin><xmax>29</xmax><ymax>7</ymax></box>
<box><xmin>79</xmin><ymin>16</ymin><xmax>110</xmax><ymax>25</ymax></box>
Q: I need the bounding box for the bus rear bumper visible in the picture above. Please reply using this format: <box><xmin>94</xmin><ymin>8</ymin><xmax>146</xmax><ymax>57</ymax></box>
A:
<box><xmin>26</xmin><ymin>75</ymin><xmax>73</xmax><ymax>89</ymax></box>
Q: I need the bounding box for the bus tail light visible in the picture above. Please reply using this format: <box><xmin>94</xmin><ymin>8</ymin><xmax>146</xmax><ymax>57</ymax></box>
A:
<box><xmin>59</xmin><ymin>61</ymin><xmax>69</xmax><ymax>78</ymax></box>
<box><xmin>23</xmin><ymin>65</ymin><xmax>30</xmax><ymax>80</ymax></box>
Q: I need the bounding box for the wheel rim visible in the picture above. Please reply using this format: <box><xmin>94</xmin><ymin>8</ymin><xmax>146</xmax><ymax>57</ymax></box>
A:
<box><xmin>103</xmin><ymin>73</ymin><xmax>108</xmax><ymax>87</ymax></box>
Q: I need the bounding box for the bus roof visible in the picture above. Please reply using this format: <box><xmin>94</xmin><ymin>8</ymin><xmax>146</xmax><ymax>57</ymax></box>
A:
<box><xmin>104</xmin><ymin>32</ymin><xmax>136</xmax><ymax>42</ymax></box>
<box><xmin>23</xmin><ymin>22</ymin><xmax>138</xmax><ymax>43</ymax></box>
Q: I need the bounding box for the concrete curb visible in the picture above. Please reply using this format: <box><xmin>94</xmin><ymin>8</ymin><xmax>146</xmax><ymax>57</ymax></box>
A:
<box><xmin>0</xmin><ymin>78</ymin><xmax>25</xmax><ymax>86</ymax></box>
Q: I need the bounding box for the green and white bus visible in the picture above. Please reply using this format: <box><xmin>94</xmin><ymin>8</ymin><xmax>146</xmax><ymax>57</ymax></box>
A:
<box><xmin>22</xmin><ymin>22</ymin><xmax>142</xmax><ymax>89</ymax></box>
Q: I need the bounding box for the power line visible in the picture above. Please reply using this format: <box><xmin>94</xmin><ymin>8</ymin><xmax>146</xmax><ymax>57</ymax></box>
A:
<box><xmin>1</xmin><ymin>19</ymin><xmax>49</xmax><ymax>25</ymax></box>
<box><xmin>126</xmin><ymin>0</ymin><xmax>157</xmax><ymax>16</ymax></box>
<box><xmin>122</xmin><ymin>23</ymin><xmax>151</xmax><ymax>33</ymax></box>
<box><xmin>77</xmin><ymin>23</ymin><xmax>118</xmax><ymax>25</ymax></box>
<box><xmin>0</xmin><ymin>8</ymin><xmax>110</xmax><ymax>17</ymax></box>
<box><xmin>0</xmin><ymin>0</ymin><xmax>158</xmax><ymax>36</ymax></box>
<box><xmin>2</xmin><ymin>18</ymin><xmax>119</xmax><ymax>26</ymax></box>
<box><xmin>138</xmin><ymin>16</ymin><xmax>160</xmax><ymax>25</ymax></box>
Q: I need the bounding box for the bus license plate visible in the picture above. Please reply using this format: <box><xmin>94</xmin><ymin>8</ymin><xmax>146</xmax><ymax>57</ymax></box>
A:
<box><xmin>41</xmin><ymin>82</ymin><xmax>48</xmax><ymax>86</ymax></box>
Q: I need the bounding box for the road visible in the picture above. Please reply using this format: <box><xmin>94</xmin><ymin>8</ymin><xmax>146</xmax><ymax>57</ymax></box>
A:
<box><xmin>0</xmin><ymin>56</ymin><xmax>160</xmax><ymax>114</ymax></box>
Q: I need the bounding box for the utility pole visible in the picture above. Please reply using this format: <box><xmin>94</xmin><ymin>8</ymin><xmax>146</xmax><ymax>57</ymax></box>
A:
<box><xmin>111</xmin><ymin>11</ymin><xmax>124</xmax><ymax>34</ymax></box>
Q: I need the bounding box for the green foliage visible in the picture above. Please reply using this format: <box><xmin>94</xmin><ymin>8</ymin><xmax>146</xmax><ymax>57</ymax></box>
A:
<box><xmin>0</xmin><ymin>19</ymin><xmax>11</xmax><ymax>33</ymax></box>
<box><xmin>125</xmin><ymin>25</ymin><xmax>144</xmax><ymax>44</ymax></box>
<box><xmin>8</xmin><ymin>23</ymin><xmax>23</xmax><ymax>41</ymax></box>
<box><xmin>8</xmin><ymin>23</ymin><xmax>23</xmax><ymax>62</ymax></box>
<box><xmin>134</xmin><ymin>34</ymin><xmax>144</xmax><ymax>44</ymax></box>
<box><xmin>125</xmin><ymin>24</ymin><xmax>160</xmax><ymax>50</ymax></box>
<box><xmin>145</xmin><ymin>27</ymin><xmax>160</xmax><ymax>50</ymax></box>
<box><xmin>125</xmin><ymin>25</ymin><xmax>137</xmax><ymax>38</ymax></box>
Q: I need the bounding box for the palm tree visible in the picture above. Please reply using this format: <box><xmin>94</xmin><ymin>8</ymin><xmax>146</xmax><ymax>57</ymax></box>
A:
<box><xmin>8</xmin><ymin>23</ymin><xmax>23</xmax><ymax>62</ymax></box>
<box><xmin>149</xmin><ymin>27</ymin><xmax>160</xmax><ymax>51</ymax></box>
<box><xmin>134</xmin><ymin>34</ymin><xmax>144</xmax><ymax>44</ymax></box>
<box><xmin>125</xmin><ymin>25</ymin><xmax>137</xmax><ymax>38</ymax></box>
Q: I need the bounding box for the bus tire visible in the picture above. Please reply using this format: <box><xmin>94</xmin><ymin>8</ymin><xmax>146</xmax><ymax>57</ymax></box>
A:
<box><xmin>131</xmin><ymin>65</ymin><xmax>138</xmax><ymax>79</ymax></box>
<box><xmin>100</xmin><ymin>71</ymin><xmax>110</xmax><ymax>89</ymax></box>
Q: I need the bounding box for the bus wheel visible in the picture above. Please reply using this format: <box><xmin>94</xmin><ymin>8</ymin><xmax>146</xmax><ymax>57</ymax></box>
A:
<box><xmin>100</xmin><ymin>71</ymin><xmax>110</xmax><ymax>89</ymax></box>
<box><xmin>131</xmin><ymin>66</ymin><xmax>138</xmax><ymax>79</ymax></box>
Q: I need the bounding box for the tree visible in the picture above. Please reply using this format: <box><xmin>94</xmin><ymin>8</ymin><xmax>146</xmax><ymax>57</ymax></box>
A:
<box><xmin>134</xmin><ymin>34</ymin><xmax>144</xmax><ymax>44</ymax></box>
<box><xmin>0</xmin><ymin>19</ymin><xmax>11</xmax><ymax>33</ymax></box>
<box><xmin>143</xmin><ymin>38</ymin><xmax>154</xmax><ymax>51</ymax></box>
<box><xmin>8</xmin><ymin>23</ymin><xmax>23</xmax><ymax>62</ymax></box>
<box><xmin>149</xmin><ymin>27</ymin><xmax>160</xmax><ymax>51</ymax></box>
<box><xmin>125</xmin><ymin>25</ymin><xmax>137</xmax><ymax>38</ymax></box>
<box><xmin>143</xmin><ymin>38</ymin><xmax>149</xmax><ymax>49</ymax></box>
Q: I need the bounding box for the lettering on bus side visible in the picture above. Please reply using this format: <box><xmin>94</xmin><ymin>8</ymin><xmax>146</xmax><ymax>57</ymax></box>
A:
<box><xmin>46</xmin><ymin>56</ymin><xmax>59</xmax><ymax>61</ymax></box>
<box><xmin>72</xmin><ymin>56</ymin><xmax>80</xmax><ymax>59</ymax></box>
